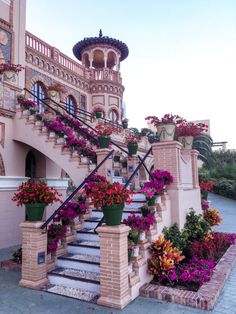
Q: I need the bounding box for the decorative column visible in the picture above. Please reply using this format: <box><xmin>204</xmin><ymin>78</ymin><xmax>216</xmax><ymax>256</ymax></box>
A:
<box><xmin>97</xmin><ymin>224</ymin><xmax>131</xmax><ymax>309</ymax></box>
<box><xmin>19</xmin><ymin>221</ymin><xmax>48</xmax><ymax>289</ymax></box>
<box><xmin>191</xmin><ymin>149</ymin><xmax>199</xmax><ymax>188</ymax></box>
<box><xmin>96</xmin><ymin>148</ymin><xmax>113</xmax><ymax>182</ymax></box>
<box><xmin>127</xmin><ymin>156</ymin><xmax>140</xmax><ymax>190</ymax></box>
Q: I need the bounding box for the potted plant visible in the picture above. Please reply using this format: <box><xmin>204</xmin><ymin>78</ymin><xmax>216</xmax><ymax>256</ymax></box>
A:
<box><xmin>0</xmin><ymin>62</ymin><xmax>24</xmax><ymax>83</ymax></box>
<box><xmin>12</xmin><ymin>179</ymin><xmax>62</xmax><ymax>221</ymax></box>
<box><xmin>122</xmin><ymin>118</ymin><xmax>129</xmax><ymax>129</ymax></box>
<box><xmin>84</xmin><ymin>178</ymin><xmax>132</xmax><ymax>225</ymax></box>
<box><xmin>95</xmin><ymin>122</ymin><xmax>115</xmax><ymax>148</ymax></box>
<box><xmin>145</xmin><ymin>114</ymin><xmax>185</xmax><ymax>142</ymax></box>
<box><xmin>199</xmin><ymin>180</ymin><xmax>215</xmax><ymax>200</ymax></box>
<box><xmin>17</xmin><ymin>98</ymin><xmax>37</xmax><ymax>115</ymax></box>
<box><xmin>125</xmin><ymin>132</ymin><xmax>140</xmax><ymax>156</ymax></box>
<box><xmin>47</xmin><ymin>223</ymin><xmax>67</xmax><ymax>255</ymax></box>
<box><xmin>141</xmin><ymin>180</ymin><xmax>165</xmax><ymax>205</ymax></box>
<box><xmin>176</xmin><ymin>122</ymin><xmax>208</xmax><ymax>149</ymax></box>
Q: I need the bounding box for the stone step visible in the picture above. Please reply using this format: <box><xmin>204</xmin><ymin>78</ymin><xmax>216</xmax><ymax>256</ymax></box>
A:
<box><xmin>57</xmin><ymin>253</ymin><xmax>100</xmax><ymax>273</ymax></box>
<box><xmin>67</xmin><ymin>240</ymin><xmax>100</xmax><ymax>256</ymax></box>
<box><xmin>48</xmin><ymin>267</ymin><xmax>100</xmax><ymax>293</ymax></box>
<box><xmin>84</xmin><ymin>217</ymin><xmax>101</xmax><ymax>229</ymax></box>
<box><xmin>76</xmin><ymin>229</ymin><xmax>99</xmax><ymax>241</ymax></box>
<box><xmin>44</xmin><ymin>284</ymin><xmax>99</xmax><ymax>303</ymax></box>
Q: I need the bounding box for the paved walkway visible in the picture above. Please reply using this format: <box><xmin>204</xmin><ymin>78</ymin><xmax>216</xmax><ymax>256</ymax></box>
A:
<box><xmin>0</xmin><ymin>193</ymin><xmax>235</xmax><ymax>314</ymax></box>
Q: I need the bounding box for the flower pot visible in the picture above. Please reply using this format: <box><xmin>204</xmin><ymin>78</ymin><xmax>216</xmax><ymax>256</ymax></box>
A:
<box><xmin>71</xmin><ymin>150</ymin><xmax>78</xmax><ymax>157</ymax></box>
<box><xmin>122</xmin><ymin>122</ymin><xmax>128</xmax><ymax>129</ymax></box>
<box><xmin>147</xmin><ymin>196</ymin><xmax>156</xmax><ymax>206</ymax></box>
<box><xmin>156</xmin><ymin>123</ymin><xmax>175</xmax><ymax>142</ymax></box>
<box><xmin>56</xmin><ymin>137</ymin><xmax>65</xmax><ymax>144</ymax></box>
<box><xmin>156</xmin><ymin>195</ymin><xmax>161</xmax><ymax>204</ymax></box>
<box><xmin>128</xmin><ymin>263</ymin><xmax>133</xmax><ymax>273</ymax></box>
<box><xmin>102</xmin><ymin>202</ymin><xmax>124</xmax><ymax>226</ymax></box>
<box><xmin>178</xmin><ymin>136</ymin><xmax>194</xmax><ymax>149</ymax></box>
<box><xmin>28</xmin><ymin>115</ymin><xmax>35</xmax><ymax>121</ymax></box>
<box><xmin>35</xmin><ymin>121</ymin><xmax>43</xmax><ymax>127</ymax></box>
<box><xmin>49</xmin><ymin>131</ymin><xmax>56</xmax><ymax>138</ymax></box>
<box><xmin>98</xmin><ymin>136</ymin><xmax>110</xmax><ymax>148</ymax></box>
<box><xmin>95</xmin><ymin>111</ymin><xmax>103</xmax><ymax>118</ymax></box>
<box><xmin>139</xmin><ymin>231</ymin><xmax>146</xmax><ymax>241</ymax></box>
<box><xmin>127</xmin><ymin>143</ymin><xmax>138</xmax><ymax>156</ymax></box>
<box><xmin>132</xmin><ymin>245</ymin><xmax>139</xmax><ymax>257</ymax></box>
<box><xmin>141</xmin><ymin>206</ymin><xmax>155</xmax><ymax>217</ymax></box>
<box><xmin>25</xmin><ymin>203</ymin><xmax>46</xmax><ymax>221</ymax></box>
<box><xmin>22</xmin><ymin>110</ymin><xmax>30</xmax><ymax>116</ymax></box>
<box><xmin>3</xmin><ymin>70</ymin><xmax>17</xmax><ymax>83</ymax></box>
<box><xmin>56</xmin><ymin>131</ymin><xmax>65</xmax><ymax>138</ymax></box>
<box><xmin>80</xmin><ymin>156</ymin><xmax>89</xmax><ymax>164</ymax></box>
<box><xmin>114</xmin><ymin>156</ymin><xmax>120</xmax><ymax>162</ymax></box>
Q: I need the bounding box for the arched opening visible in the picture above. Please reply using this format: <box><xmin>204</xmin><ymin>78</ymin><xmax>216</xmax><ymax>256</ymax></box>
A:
<box><xmin>139</xmin><ymin>165</ymin><xmax>147</xmax><ymax>182</ymax></box>
<box><xmin>109</xmin><ymin>109</ymin><xmax>119</xmax><ymax>123</ymax></box>
<box><xmin>0</xmin><ymin>153</ymin><xmax>5</xmax><ymax>176</ymax></box>
<box><xmin>94</xmin><ymin>107</ymin><xmax>105</xmax><ymax>118</ymax></box>
<box><xmin>25</xmin><ymin>151</ymin><xmax>36</xmax><ymax>178</ymax></box>
<box><xmin>65</xmin><ymin>95</ymin><xmax>76</xmax><ymax>114</ymax></box>
<box><xmin>82</xmin><ymin>53</ymin><xmax>90</xmax><ymax>68</ymax></box>
<box><xmin>31</xmin><ymin>81</ymin><xmax>46</xmax><ymax>112</ymax></box>
<box><xmin>92</xmin><ymin>49</ymin><xmax>104</xmax><ymax>68</ymax></box>
<box><xmin>107</xmin><ymin>51</ymin><xmax>117</xmax><ymax>69</ymax></box>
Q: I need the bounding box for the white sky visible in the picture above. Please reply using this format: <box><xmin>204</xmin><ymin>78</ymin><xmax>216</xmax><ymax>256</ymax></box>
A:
<box><xmin>26</xmin><ymin>0</ymin><xmax>236</xmax><ymax>149</ymax></box>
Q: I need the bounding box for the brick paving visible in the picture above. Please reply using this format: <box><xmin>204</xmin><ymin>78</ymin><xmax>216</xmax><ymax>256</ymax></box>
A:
<box><xmin>0</xmin><ymin>193</ymin><xmax>235</xmax><ymax>313</ymax></box>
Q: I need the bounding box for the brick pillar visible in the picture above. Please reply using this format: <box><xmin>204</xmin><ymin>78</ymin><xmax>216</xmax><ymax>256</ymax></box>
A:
<box><xmin>191</xmin><ymin>149</ymin><xmax>199</xmax><ymax>188</ymax></box>
<box><xmin>19</xmin><ymin>222</ymin><xmax>48</xmax><ymax>289</ymax></box>
<box><xmin>152</xmin><ymin>141</ymin><xmax>186</xmax><ymax>228</ymax></box>
<box><xmin>96</xmin><ymin>148</ymin><xmax>113</xmax><ymax>182</ymax></box>
<box><xmin>97</xmin><ymin>224</ymin><xmax>131</xmax><ymax>309</ymax></box>
<box><xmin>152</xmin><ymin>141</ymin><xmax>183</xmax><ymax>188</ymax></box>
<box><xmin>127</xmin><ymin>156</ymin><xmax>140</xmax><ymax>190</ymax></box>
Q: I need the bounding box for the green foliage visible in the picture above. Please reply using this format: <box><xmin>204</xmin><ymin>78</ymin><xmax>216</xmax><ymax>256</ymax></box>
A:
<box><xmin>12</xmin><ymin>247</ymin><xmax>22</xmax><ymax>264</ymax></box>
<box><xmin>183</xmin><ymin>209</ymin><xmax>211</xmax><ymax>244</ymax></box>
<box><xmin>214</xmin><ymin>178</ymin><xmax>236</xmax><ymax>199</ymax></box>
<box><xmin>163</xmin><ymin>223</ymin><xmax>188</xmax><ymax>252</ymax></box>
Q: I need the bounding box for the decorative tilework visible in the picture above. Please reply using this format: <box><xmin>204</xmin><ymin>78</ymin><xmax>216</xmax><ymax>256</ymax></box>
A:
<box><xmin>0</xmin><ymin>28</ymin><xmax>11</xmax><ymax>63</ymax></box>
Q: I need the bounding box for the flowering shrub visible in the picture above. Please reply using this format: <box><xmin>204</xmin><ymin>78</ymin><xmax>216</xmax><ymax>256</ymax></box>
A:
<box><xmin>84</xmin><ymin>179</ymin><xmax>132</xmax><ymax>208</ymax></box>
<box><xmin>124</xmin><ymin>131</ymin><xmax>140</xmax><ymax>144</ymax></box>
<box><xmin>151</xmin><ymin>169</ymin><xmax>173</xmax><ymax>186</ymax></box>
<box><xmin>203</xmin><ymin>209</ymin><xmax>223</xmax><ymax>226</ymax></box>
<box><xmin>0</xmin><ymin>61</ymin><xmax>24</xmax><ymax>73</ymax></box>
<box><xmin>199</xmin><ymin>181</ymin><xmax>215</xmax><ymax>192</ymax></box>
<box><xmin>17</xmin><ymin>97</ymin><xmax>37</xmax><ymax>110</ymax></box>
<box><xmin>148</xmin><ymin>235</ymin><xmax>185</xmax><ymax>277</ymax></box>
<box><xmin>95</xmin><ymin>122</ymin><xmax>117</xmax><ymax>136</ymax></box>
<box><xmin>53</xmin><ymin>200</ymin><xmax>88</xmax><ymax>224</ymax></box>
<box><xmin>161</xmin><ymin>256</ymin><xmax>215</xmax><ymax>289</ymax></box>
<box><xmin>176</xmin><ymin>122</ymin><xmax>208</xmax><ymax>138</ymax></box>
<box><xmin>47</xmin><ymin>223</ymin><xmax>67</xmax><ymax>252</ymax></box>
<box><xmin>12</xmin><ymin>179</ymin><xmax>62</xmax><ymax>206</ymax></box>
<box><xmin>141</xmin><ymin>180</ymin><xmax>164</xmax><ymax>198</ymax></box>
<box><xmin>189</xmin><ymin>232</ymin><xmax>236</xmax><ymax>262</ymax></box>
<box><xmin>123</xmin><ymin>213</ymin><xmax>155</xmax><ymax>233</ymax></box>
<box><xmin>145</xmin><ymin>114</ymin><xmax>185</xmax><ymax>127</ymax></box>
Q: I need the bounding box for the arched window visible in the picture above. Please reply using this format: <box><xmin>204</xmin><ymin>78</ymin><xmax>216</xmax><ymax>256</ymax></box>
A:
<box><xmin>31</xmin><ymin>81</ymin><xmax>46</xmax><ymax>112</ymax></box>
<box><xmin>65</xmin><ymin>95</ymin><xmax>76</xmax><ymax>114</ymax></box>
<box><xmin>25</xmin><ymin>151</ymin><xmax>36</xmax><ymax>178</ymax></box>
<box><xmin>109</xmin><ymin>109</ymin><xmax>118</xmax><ymax>123</ymax></box>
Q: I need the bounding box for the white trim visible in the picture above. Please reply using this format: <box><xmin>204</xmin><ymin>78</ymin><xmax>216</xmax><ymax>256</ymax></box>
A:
<box><xmin>0</xmin><ymin>176</ymin><xmax>69</xmax><ymax>190</ymax></box>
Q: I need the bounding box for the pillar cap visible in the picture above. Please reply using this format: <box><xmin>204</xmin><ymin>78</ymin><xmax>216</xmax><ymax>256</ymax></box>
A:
<box><xmin>97</xmin><ymin>224</ymin><xmax>130</xmax><ymax>235</ymax></box>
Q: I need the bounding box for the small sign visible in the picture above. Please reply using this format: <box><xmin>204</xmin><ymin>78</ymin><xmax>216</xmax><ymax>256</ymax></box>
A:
<box><xmin>38</xmin><ymin>251</ymin><xmax>45</xmax><ymax>264</ymax></box>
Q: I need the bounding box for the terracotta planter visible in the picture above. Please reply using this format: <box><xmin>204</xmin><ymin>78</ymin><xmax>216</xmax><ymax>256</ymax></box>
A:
<box><xmin>102</xmin><ymin>202</ymin><xmax>124</xmax><ymax>226</ymax></box>
<box><xmin>178</xmin><ymin>136</ymin><xmax>194</xmax><ymax>149</ymax></box>
<box><xmin>25</xmin><ymin>203</ymin><xmax>45</xmax><ymax>221</ymax></box>
<box><xmin>156</xmin><ymin>123</ymin><xmax>175</xmax><ymax>141</ymax></box>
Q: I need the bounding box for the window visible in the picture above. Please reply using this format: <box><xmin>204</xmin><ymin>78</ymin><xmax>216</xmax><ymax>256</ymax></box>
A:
<box><xmin>109</xmin><ymin>109</ymin><xmax>118</xmax><ymax>123</ymax></box>
<box><xmin>65</xmin><ymin>95</ymin><xmax>76</xmax><ymax>114</ymax></box>
<box><xmin>31</xmin><ymin>81</ymin><xmax>46</xmax><ymax>112</ymax></box>
<box><xmin>80</xmin><ymin>95</ymin><xmax>86</xmax><ymax>119</ymax></box>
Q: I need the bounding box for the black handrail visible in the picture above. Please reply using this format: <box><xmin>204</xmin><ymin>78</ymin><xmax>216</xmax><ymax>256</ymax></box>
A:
<box><xmin>41</xmin><ymin>149</ymin><xmax>114</xmax><ymax>229</ymax></box>
<box><xmin>94</xmin><ymin>147</ymin><xmax>152</xmax><ymax>233</ymax></box>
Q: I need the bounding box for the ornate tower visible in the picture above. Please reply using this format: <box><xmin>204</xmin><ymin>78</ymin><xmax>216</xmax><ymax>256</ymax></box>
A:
<box><xmin>73</xmin><ymin>30</ymin><xmax>128</xmax><ymax>123</ymax></box>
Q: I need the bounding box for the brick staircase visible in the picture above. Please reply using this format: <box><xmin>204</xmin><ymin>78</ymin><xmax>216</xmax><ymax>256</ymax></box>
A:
<box><xmin>42</xmin><ymin>193</ymin><xmax>171</xmax><ymax>303</ymax></box>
